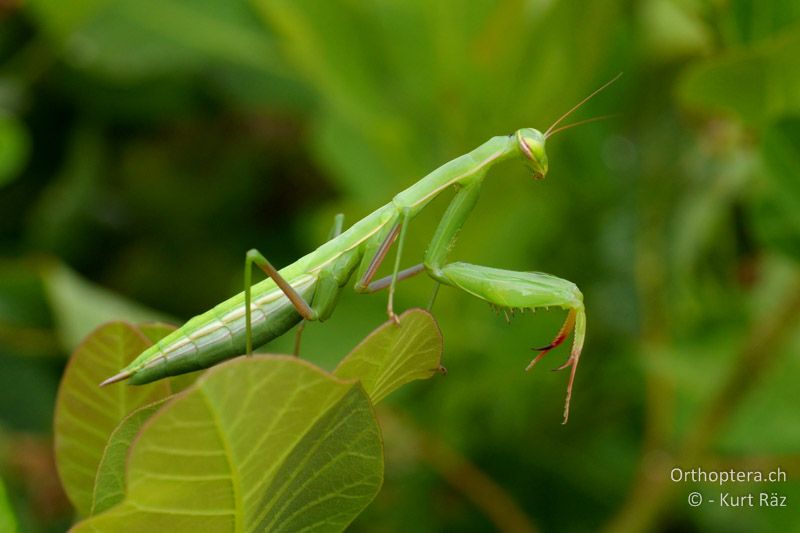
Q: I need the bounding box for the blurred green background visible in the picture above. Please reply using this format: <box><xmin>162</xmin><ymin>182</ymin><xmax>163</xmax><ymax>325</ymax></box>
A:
<box><xmin>2</xmin><ymin>0</ymin><xmax>800</xmax><ymax>531</ymax></box>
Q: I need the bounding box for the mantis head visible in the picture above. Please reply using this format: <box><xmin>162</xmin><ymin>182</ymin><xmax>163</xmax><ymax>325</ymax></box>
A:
<box><xmin>517</xmin><ymin>73</ymin><xmax>622</xmax><ymax>181</ymax></box>
<box><xmin>516</xmin><ymin>128</ymin><xmax>548</xmax><ymax>180</ymax></box>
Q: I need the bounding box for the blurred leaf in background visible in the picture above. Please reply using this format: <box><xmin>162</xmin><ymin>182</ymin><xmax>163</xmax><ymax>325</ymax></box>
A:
<box><xmin>755</xmin><ymin>117</ymin><xmax>800</xmax><ymax>261</ymax></box>
<box><xmin>0</xmin><ymin>475</ymin><xmax>18</xmax><ymax>532</ymax></box>
<box><xmin>0</xmin><ymin>111</ymin><xmax>29</xmax><ymax>187</ymax></box>
<box><xmin>0</xmin><ymin>0</ymin><xmax>799</xmax><ymax>530</ymax></box>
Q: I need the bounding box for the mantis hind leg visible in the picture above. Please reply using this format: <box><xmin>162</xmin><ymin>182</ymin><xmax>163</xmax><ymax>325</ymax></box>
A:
<box><xmin>244</xmin><ymin>249</ymin><xmax>317</xmax><ymax>355</ymax></box>
<box><xmin>294</xmin><ymin>213</ymin><xmax>347</xmax><ymax>356</ymax></box>
<box><xmin>244</xmin><ymin>214</ymin><xmax>348</xmax><ymax>355</ymax></box>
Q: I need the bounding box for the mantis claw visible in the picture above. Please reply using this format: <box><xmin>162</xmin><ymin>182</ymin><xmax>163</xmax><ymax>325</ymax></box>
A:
<box><xmin>525</xmin><ymin>349</ymin><xmax>549</xmax><ymax>371</ymax></box>
<box><xmin>431</xmin><ymin>262</ymin><xmax>588</xmax><ymax>423</ymax></box>
<box><xmin>552</xmin><ymin>356</ymin><xmax>574</xmax><ymax>372</ymax></box>
<box><xmin>523</xmin><ymin>307</ymin><xmax>585</xmax><ymax>423</ymax></box>
<box><xmin>527</xmin><ymin>308</ymin><xmax>576</xmax><ymax>370</ymax></box>
<box><xmin>561</xmin><ymin>353</ymin><xmax>580</xmax><ymax>425</ymax></box>
<box><xmin>532</xmin><ymin>342</ymin><xmax>557</xmax><ymax>351</ymax></box>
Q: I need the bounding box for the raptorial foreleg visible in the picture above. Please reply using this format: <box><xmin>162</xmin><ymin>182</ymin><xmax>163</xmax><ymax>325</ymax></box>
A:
<box><xmin>421</xmin><ymin>177</ymin><xmax>587</xmax><ymax>423</ymax></box>
<box><xmin>437</xmin><ymin>263</ymin><xmax>586</xmax><ymax>423</ymax></box>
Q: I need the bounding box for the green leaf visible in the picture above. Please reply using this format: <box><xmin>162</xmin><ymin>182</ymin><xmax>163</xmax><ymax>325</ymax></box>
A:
<box><xmin>89</xmin><ymin>324</ymin><xmax>178</xmax><ymax>515</ymax></box>
<box><xmin>334</xmin><ymin>308</ymin><xmax>443</xmax><ymax>404</ymax></box>
<box><xmin>54</xmin><ymin>322</ymin><xmax>173</xmax><ymax>516</ymax></box>
<box><xmin>73</xmin><ymin>356</ymin><xmax>383</xmax><ymax>532</ymax></box>
<box><xmin>41</xmin><ymin>262</ymin><xmax>172</xmax><ymax>351</ymax></box>
<box><xmin>91</xmin><ymin>399</ymin><xmax>168</xmax><ymax>515</ymax></box>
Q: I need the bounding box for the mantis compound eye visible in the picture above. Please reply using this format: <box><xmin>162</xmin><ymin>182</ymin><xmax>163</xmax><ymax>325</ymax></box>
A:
<box><xmin>515</xmin><ymin>128</ymin><xmax>548</xmax><ymax>179</ymax></box>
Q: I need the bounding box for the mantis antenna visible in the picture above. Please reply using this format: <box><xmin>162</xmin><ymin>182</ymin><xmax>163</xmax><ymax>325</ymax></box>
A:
<box><xmin>544</xmin><ymin>72</ymin><xmax>622</xmax><ymax>138</ymax></box>
<box><xmin>546</xmin><ymin>113</ymin><xmax>619</xmax><ymax>138</ymax></box>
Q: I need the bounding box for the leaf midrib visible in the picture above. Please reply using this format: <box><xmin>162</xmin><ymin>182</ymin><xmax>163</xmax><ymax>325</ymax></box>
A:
<box><xmin>200</xmin><ymin>386</ymin><xmax>243</xmax><ymax>533</ymax></box>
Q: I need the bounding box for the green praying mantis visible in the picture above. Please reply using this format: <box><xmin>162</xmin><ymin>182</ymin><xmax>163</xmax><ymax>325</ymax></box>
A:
<box><xmin>101</xmin><ymin>75</ymin><xmax>620</xmax><ymax>423</ymax></box>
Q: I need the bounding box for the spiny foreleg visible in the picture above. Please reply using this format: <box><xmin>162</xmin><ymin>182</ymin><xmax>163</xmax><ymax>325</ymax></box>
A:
<box><xmin>421</xmin><ymin>177</ymin><xmax>587</xmax><ymax>423</ymax></box>
<box><xmin>435</xmin><ymin>263</ymin><xmax>586</xmax><ymax>423</ymax></box>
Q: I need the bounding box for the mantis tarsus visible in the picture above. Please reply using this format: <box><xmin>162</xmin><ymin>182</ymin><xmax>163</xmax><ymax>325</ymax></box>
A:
<box><xmin>101</xmin><ymin>75</ymin><xmax>620</xmax><ymax>423</ymax></box>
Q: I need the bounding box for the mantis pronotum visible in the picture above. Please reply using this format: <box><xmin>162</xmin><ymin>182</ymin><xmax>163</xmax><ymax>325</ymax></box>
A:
<box><xmin>101</xmin><ymin>75</ymin><xmax>620</xmax><ymax>423</ymax></box>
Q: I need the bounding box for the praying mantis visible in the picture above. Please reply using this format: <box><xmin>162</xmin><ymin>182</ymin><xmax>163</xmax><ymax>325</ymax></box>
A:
<box><xmin>101</xmin><ymin>75</ymin><xmax>620</xmax><ymax>423</ymax></box>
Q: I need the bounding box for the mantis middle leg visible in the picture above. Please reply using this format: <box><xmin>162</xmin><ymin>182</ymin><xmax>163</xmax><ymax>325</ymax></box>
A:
<box><xmin>353</xmin><ymin>209</ymin><xmax>413</xmax><ymax>323</ymax></box>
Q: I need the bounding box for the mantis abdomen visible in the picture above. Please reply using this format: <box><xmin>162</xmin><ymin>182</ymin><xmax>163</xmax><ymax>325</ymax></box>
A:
<box><xmin>127</xmin><ymin>275</ymin><xmax>318</xmax><ymax>384</ymax></box>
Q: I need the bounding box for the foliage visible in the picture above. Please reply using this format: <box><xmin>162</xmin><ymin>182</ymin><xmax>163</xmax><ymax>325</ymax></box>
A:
<box><xmin>1</xmin><ymin>0</ymin><xmax>799</xmax><ymax>531</ymax></box>
<box><xmin>52</xmin><ymin>310</ymin><xmax>441</xmax><ymax>530</ymax></box>
<box><xmin>54</xmin><ymin>323</ymin><xmax>173</xmax><ymax>517</ymax></box>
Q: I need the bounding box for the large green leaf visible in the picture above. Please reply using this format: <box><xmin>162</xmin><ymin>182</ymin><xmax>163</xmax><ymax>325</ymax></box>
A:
<box><xmin>54</xmin><ymin>322</ymin><xmax>173</xmax><ymax>516</ymax></box>
<box><xmin>85</xmin><ymin>310</ymin><xmax>442</xmax><ymax>525</ymax></box>
<box><xmin>91</xmin><ymin>399</ymin><xmax>168</xmax><ymax>515</ymax></box>
<box><xmin>73</xmin><ymin>356</ymin><xmax>383</xmax><ymax>532</ymax></box>
<box><xmin>335</xmin><ymin>308</ymin><xmax>443</xmax><ymax>404</ymax></box>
